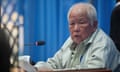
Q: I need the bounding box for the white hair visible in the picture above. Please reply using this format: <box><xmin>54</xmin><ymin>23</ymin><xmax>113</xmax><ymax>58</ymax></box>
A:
<box><xmin>67</xmin><ymin>2</ymin><xmax>97</xmax><ymax>25</ymax></box>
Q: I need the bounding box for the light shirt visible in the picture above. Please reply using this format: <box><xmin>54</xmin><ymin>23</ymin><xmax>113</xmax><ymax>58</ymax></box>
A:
<box><xmin>34</xmin><ymin>28</ymin><xmax>120</xmax><ymax>71</ymax></box>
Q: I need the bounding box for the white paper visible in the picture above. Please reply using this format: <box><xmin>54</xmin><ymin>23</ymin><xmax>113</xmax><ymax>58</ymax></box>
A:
<box><xmin>19</xmin><ymin>60</ymin><xmax>37</xmax><ymax>72</ymax></box>
<box><xmin>34</xmin><ymin>61</ymin><xmax>53</xmax><ymax>71</ymax></box>
<box><xmin>19</xmin><ymin>55</ymin><xmax>37</xmax><ymax>72</ymax></box>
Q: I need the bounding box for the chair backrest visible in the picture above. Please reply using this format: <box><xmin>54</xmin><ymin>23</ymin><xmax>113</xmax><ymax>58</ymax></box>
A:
<box><xmin>110</xmin><ymin>3</ymin><xmax>120</xmax><ymax>72</ymax></box>
<box><xmin>110</xmin><ymin>3</ymin><xmax>120</xmax><ymax>52</ymax></box>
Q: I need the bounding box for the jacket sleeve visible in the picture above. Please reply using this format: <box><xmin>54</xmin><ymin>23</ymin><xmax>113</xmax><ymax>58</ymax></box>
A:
<box><xmin>46</xmin><ymin>37</ymin><xmax>72</xmax><ymax>69</ymax></box>
<box><xmin>34</xmin><ymin>36</ymin><xmax>72</xmax><ymax>70</ymax></box>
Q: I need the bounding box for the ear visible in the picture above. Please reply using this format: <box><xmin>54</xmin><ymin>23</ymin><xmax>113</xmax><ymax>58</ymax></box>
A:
<box><xmin>93</xmin><ymin>20</ymin><xmax>98</xmax><ymax>30</ymax></box>
<box><xmin>93</xmin><ymin>21</ymin><xmax>98</xmax><ymax>29</ymax></box>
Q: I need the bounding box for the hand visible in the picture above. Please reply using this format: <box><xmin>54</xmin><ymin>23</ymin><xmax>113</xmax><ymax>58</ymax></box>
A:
<box><xmin>10</xmin><ymin>67</ymin><xmax>27</xmax><ymax>72</ymax></box>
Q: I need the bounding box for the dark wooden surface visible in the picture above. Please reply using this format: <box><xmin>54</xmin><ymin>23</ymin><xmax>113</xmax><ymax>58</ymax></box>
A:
<box><xmin>40</xmin><ymin>68</ymin><xmax>112</xmax><ymax>72</ymax></box>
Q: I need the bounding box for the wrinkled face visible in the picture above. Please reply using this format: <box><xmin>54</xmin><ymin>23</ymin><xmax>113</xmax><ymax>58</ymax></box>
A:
<box><xmin>69</xmin><ymin>7</ymin><xmax>97</xmax><ymax>44</ymax></box>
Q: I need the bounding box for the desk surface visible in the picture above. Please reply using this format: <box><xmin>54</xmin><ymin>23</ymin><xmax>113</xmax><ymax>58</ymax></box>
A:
<box><xmin>40</xmin><ymin>68</ymin><xmax>112</xmax><ymax>72</ymax></box>
<box><xmin>13</xmin><ymin>67</ymin><xmax>112</xmax><ymax>72</ymax></box>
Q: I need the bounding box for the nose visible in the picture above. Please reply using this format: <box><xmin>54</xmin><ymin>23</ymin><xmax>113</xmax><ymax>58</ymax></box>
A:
<box><xmin>74</xmin><ymin>24</ymin><xmax>80</xmax><ymax>32</ymax></box>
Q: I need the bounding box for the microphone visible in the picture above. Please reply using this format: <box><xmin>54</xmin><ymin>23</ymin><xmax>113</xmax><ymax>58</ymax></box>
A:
<box><xmin>24</xmin><ymin>41</ymin><xmax>45</xmax><ymax>46</ymax></box>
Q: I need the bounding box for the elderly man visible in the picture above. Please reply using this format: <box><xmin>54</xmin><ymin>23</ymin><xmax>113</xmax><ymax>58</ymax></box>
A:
<box><xmin>33</xmin><ymin>2</ymin><xmax>120</xmax><ymax>72</ymax></box>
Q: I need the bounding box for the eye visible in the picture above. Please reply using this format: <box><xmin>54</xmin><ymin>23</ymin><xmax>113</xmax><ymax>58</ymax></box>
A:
<box><xmin>78</xmin><ymin>18</ymin><xmax>89</xmax><ymax>24</ymax></box>
<box><xmin>78</xmin><ymin>20</ymin><xmax>87</xmax><ymax>24</ymax></box>
<box><xmin>70</xmin><ymin>22</ymin><xmax>75</xmax><ymax>25</ymax></box>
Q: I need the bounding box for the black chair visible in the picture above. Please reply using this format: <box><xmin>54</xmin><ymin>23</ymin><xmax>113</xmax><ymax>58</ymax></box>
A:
<box><xmin>110</xmin><ymin>2</ymin><xmax>120</xmax><ymax>52</ymax></box>
<box><xmin>110</xmin><ymin>1</ymin><xmax>120</xmax><ymax>72</ymax></box>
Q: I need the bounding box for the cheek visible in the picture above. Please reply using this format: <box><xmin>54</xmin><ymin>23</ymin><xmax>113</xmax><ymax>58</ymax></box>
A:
<box><xmin>79</xmin><ymin>26</ymin><xmax>91</xmax><ymax>35</ymax></box>
<box><xmin>82</xmin><ymin>27</ymin><xmax>94</xmax><ymax>36</ymax></box>
<box><xmin>69</xmin><ymin>27</ymin><xmax>74</xmax><ymax>33</ymax></box>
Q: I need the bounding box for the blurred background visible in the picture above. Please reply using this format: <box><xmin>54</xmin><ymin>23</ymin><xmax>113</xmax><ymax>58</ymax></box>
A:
<box><xmin>1</xmin><ymin>0</ymin><xmax>116</xmax><ymax>63</ymax></box>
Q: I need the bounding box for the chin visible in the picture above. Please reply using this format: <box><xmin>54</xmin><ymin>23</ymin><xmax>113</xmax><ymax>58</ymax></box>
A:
<box><xmin>73</xmin><ymin>40</ymin><xmax>80</xmax><ymax>44</ymax></box>
<box><xmin>72</xmin><ymin>37</ymin><xmax>81</xmax><ymax>44</ymax></box>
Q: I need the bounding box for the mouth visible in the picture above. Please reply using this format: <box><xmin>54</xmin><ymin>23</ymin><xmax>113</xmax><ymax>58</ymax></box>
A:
<box><xmin>74</xmin><ymin>35</ymin><xmax>80</xmax><ymax>38</ymax></box>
